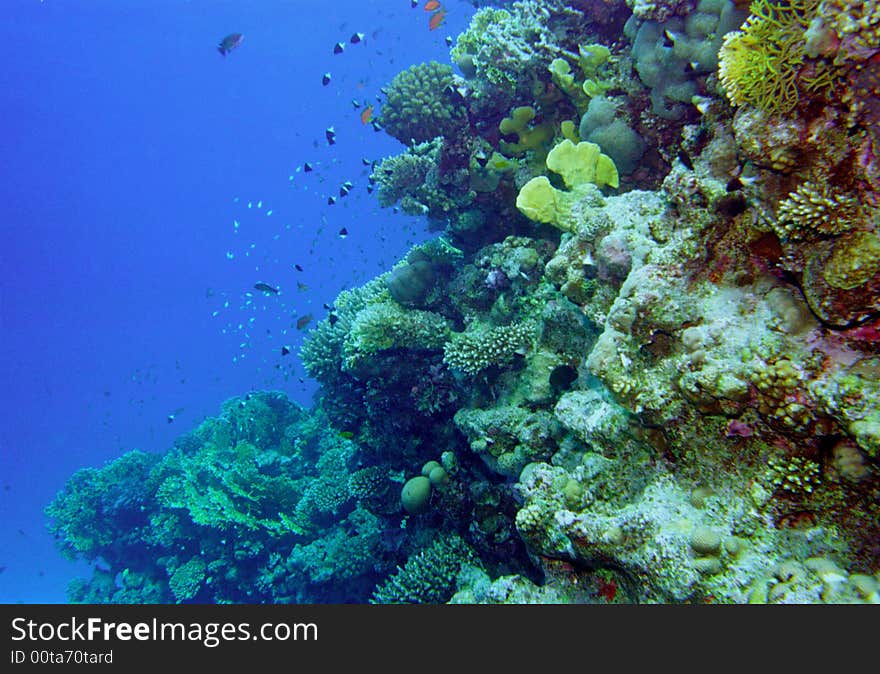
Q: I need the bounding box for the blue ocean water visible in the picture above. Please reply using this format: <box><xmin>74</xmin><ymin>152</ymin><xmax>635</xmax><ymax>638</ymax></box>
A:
<box><xmin>0</xmin><ymin>0</ymin><xmax>476</xmax><ymax>603</ymax></box>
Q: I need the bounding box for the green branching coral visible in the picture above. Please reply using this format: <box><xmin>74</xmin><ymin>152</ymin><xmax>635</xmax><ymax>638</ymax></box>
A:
<box><xmin>342</xmin><ymin>300</ymin><xmax>450</xmax><ymax>372</ymax></box>
<box><xmin>347</xmin><ymin>466</ymin><xmax>392</xmax><ymax>502</ymax></box>
<box><xmin>443</xmin><ymin>322</ymin><xmax>534</xmax><ymax>375</ymax></box>
<box><xmin>774</xmin><ymin>181</ymin><xmax>865</xmax><ymax>240</ymax></box>
<box><xmin>45</xmin><ymin>393</ymin><xmax>420</xmax><ymax>604</ymax></box>
<box><xmin>45</xmin><ymin>450</ymin><xmax>159</xmax><ymax>560</ymax></box>
<box><xmin>287</xmin><ymin>508</ymin><xmax>386</xmax><ymax>589</ymax></box>
<box><xmin>767</xmin><ymin>455</ymin><xmax>822</xmax><ymax>494</ymax></box>
<box><xmin>378</xmin><ymin>61</ymin><xmax>467</xmax><ymax>145</ymax></box>
<box><xmin>300</xmin><ymin>276</ymin><xmax>388</xmax><ymax>383</ymax></box>
<box><xmin>372</xmin><ymin>138</ymin><xmax>474</xmax><ymax>218</ymax></box>
<box><xmin>718</xmin><ymin>0</ymin><xmax>829</xmax><ymax>115</ymax></box>
<box><xmin>168</xmin><ymin>557</ymin><xmax>207</xmax><ymax>603</ymax></box>
<box><xmin>371</xmin><ymin>535</ymin><xmax>477</xmax><ymax>604</ymax></box>
<box><xmin>294</xmin><ymin>477</ymin><xmax>350</xmax><ymax>525</ymax></box>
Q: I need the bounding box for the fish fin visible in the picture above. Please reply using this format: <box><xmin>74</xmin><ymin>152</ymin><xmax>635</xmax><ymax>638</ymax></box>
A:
<box><xmin>218</xmin><ymin>47</ymin><xmax>226</xmax><ymax>56</ymax></box>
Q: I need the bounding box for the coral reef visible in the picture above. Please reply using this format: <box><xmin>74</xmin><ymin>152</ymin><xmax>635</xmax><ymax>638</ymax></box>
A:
<box><xmin>48</xmin><ymin>0</ymin><xmax>880</xmax><ymax>605</ymax></box>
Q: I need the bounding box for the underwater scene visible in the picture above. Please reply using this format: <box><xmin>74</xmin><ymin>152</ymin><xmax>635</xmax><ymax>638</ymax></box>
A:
<box><xmin>2</xmin><ymin>0</ymin><xmax>879</xmax><ymax>605</ymax></box>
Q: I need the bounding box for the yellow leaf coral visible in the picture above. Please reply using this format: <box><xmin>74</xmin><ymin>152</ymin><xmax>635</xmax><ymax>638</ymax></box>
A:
<box><xmin>546</xmin><ymin>138</ymin><xmax>618</xmax><ymax>190</ymax></box>
<box><xmin>516</xmin><ymin>139</ymin><xmax>619</xmax><ymax>232</ymax></box>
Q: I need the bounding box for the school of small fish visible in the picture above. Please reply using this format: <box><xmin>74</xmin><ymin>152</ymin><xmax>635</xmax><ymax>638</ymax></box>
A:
<box><xmin>208</xmin><ymin>2</ymin><xmax>448</xmax><ymax>399</ymax></box>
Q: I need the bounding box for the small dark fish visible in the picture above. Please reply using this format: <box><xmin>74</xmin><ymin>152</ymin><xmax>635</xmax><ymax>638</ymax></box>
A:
<box><xmin>351</xmin><ymin>99</ymin><xmax>362</xmax><ymax>109</ymax></box>
<box><xmin>366</xmin><ymin>184</ymin><xmax>375</xmax><ymax>194</ymax></box>
<box><xmin>254</xmin><ymin>282</ymin><xmax>280</xmax><ymax>294</ymax></box>
<box><xmin>218</xmin><ymin>33</ymin><xmax>243</xmax><ymax>56</ymax></box>
<box><xmin>338</xmin><ymin>227</ymin><xmax>348</xmax><ymax>238</ymax></box>
<box><xmin>350</xmin><ymin>32</ymin><xmax>365</xmax><ymax>44</ymax></box>
<box><xmin>296</xmin><ymin>314</ymin><xmax>313</xmax><ymax>330</ymax></box>
<box><xmin>411</xmin><ymin>0</ymin><xmax>418</xmax><ymax>7</ymax></box>
<box><xmin>445</xmin><ymin>36</ymin><xmax>453</xmax><ymax>47</ymax></box>
<box><xmin>322</xmin><ymin>72</ymin><xmax>332</xmax><ymax>86</ymax></box>
<box><xmin>297</xmin><ymin>282</ymin><xmax>308</xmax><ymax>291</ymax></box>
<box><xmin>281</xmin><ymin>345</ymin><xmax>291</xmax><ymax>356</ymax></box>
<box><xmin>326</xmin><ymin>126</ymin><xmax>336</xmax><ymax>145</ymax></box>
<box><xmin>333</xmin><ymin>42</ymin><xmax>345</xmax><ymax>54</ymax></box>
<box><xmin>294</xmin><ymin>263</ymin><xmax>304</xmax><ymax>272</ymax></box>
<box><xmin>370</xmin><ymin>120</ymin><xmax>383</xmax><ymax>132</ymax></box>
<box><xmin>328</xmin><ymin>313</ymin><xmax>339</xmax><ymax>326</ymax></box>
<box><xmin>362</xmin><ymin>157</ymin><xmax>373</xmax><ymax>166</ymax></box>
<box><xmin>443</xmin><ymin>83</ymin><xmax>466</xmax><ymax>104</ymax></box>
<box><xmin>304</xmin><ymin>162</ymin><xmax>314</xmax><ymax>172</ymax></box>
<box><xmin>17</xmin><ymin>529</ymin><xmax>26</xmax><ymax>537</ymax></box>
<box><xmin>726</xmin><ymin>176</ymin><xmax>743</xmax><ymax>192</ymax></box>
<box><xmin>323</xmin><ymin>303</ymin><xmax>333</xmax><ymax>310</ymax></box>
<box><xmin>340</xmin><ymin>184</ymin><xmax>351</xmax><ymax>197</ymax></box>
<box><xmin>328</xmin><ymin>196</ymin><xmax>337</xmax><ymax>205</ymax></box>
<box><xmin>678</xmin><ymin>150</ymin><xmax>694</xmax><ymax>171</ymax></box>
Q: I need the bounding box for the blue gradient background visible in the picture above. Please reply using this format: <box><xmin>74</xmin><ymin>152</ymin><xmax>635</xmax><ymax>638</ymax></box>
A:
<box><xmin>0</xmin><ymin>0</ymin><xmax>474</xmax><ymax>602</ymax></box>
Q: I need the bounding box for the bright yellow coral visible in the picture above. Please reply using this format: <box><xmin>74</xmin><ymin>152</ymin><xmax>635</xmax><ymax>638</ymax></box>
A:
<box><xmin>499</xmin><ymin>106</ymin><xmax>554</xmax><ymax>157</ymax></box>
<box><xmin>718</xmin><ymin>0</ymin><xmax>821</xmax><ymax>115</ymax></box>
<box><xmin>516</xmin><ymin>139</ymin><xmax>618</xmax><ymax>231</ymax></box>
<box><xmin>546</xmin><ymin>139</ymin><xmax>618</xmax><ymax>190</ymax></box>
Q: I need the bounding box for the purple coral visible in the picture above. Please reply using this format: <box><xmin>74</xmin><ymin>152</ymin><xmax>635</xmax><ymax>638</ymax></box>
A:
<box><xmin>485</xmin><ymin>268</ymin><xmax>510</xmax><ymax>291</ymax></box>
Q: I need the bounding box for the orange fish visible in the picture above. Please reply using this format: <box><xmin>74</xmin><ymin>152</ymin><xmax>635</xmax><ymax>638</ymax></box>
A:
<box><xmin>360</xmin><ymin>105</ymin><xmax>374</xmax><ymax>125</ymax></box>
<box><xmin>428</xmin><ymin>9</ymin><xmax>445</xmax><ymax>30</ymax></box>
<box><xmin>424</xmin><ymin>1</ymin><xmax>441</xmax><ymax>10</ymax></box>
<box><xmin>296</xmin><ymin>314</ymin><xmax>313</xmax><ymax>330</ymax></box>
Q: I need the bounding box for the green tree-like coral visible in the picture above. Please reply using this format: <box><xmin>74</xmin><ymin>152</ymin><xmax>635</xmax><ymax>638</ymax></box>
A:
<box><xmin>372</xmin><ymin>138</ymin><xmax>474</xmax><ymax>219</ymax></box>
<box><xmin>45</xmin><ymin>450</ymin><xmax>159</xmax><ymax>560</ymax></box>
<box><xmin>371</xmin><ymin>535</ymin><xmax>478</xmax><ymax>604</ymax></box>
